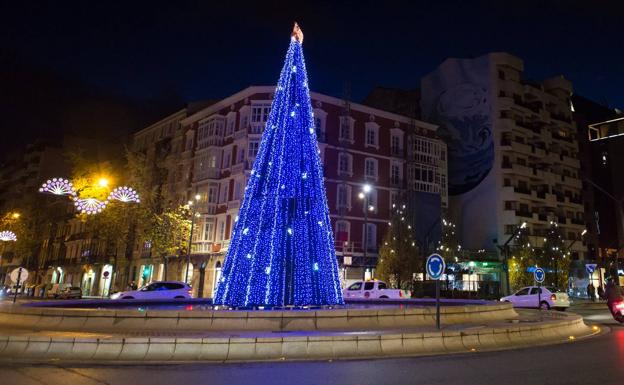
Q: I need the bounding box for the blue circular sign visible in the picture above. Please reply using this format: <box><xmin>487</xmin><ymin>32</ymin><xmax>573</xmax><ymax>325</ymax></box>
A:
<box><xmin>534</xmin><ymin>267</ymin><xmax>545</xmax><ymax>283</ymax></box>
<box><xmin>426</xmin><ymin>253</ymin><xmax>446</xmax><ymax>280</ymax></box>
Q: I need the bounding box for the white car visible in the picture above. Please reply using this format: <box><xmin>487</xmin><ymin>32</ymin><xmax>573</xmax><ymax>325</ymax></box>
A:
<box><xmin>344</xmin><ymin>280</ymin><xmax>411</xmax><ymax>300</ymax></box>
<box><xmin>110</xmin><ymin>281</ymin><xmax>192</xmax><ymax>300</ymax></box>
<box><xmin>501</xmin><ymin>286</ymin><xmax>570</xmax><ymax>310</ymax></box>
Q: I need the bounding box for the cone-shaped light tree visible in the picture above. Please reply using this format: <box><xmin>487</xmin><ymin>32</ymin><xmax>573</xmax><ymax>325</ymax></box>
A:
<box><xmin>213</xmin><ymin>24</ymin><xmax>344</xmax><ymax>308</ymax></box>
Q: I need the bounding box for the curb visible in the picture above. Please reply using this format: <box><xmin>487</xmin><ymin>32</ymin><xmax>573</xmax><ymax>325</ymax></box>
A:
<box><xmin>0</xmin><ymin>303</ymin><xmax>517</xmax><ymax>333</ymax></box>
<box><xmin>0</xmin><ymin>312</ymin><xmax>595</xmax><ymax>363</ymax></box>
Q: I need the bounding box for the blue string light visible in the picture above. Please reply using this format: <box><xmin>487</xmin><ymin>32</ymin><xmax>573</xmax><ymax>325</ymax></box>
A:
<box><xmin>213</xmin><ymin>33</ymin><xmax>344</xmax><ymax>308</ymax></box>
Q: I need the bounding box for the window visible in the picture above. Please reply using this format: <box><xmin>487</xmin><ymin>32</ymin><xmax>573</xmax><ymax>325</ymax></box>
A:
<box><xmin>363</xmin><ymin>223</ymin><xmax>376</xmax><ymax>249</ymax></box>
<box><xmin>337</xmin><ymin>184</ymin><xmax>350</xmax><ymax>209</ymax></box>
<box><xmin>234</xmin><ymin>181</ymin><xmax>242</xmax><ymax>200</ymax></box>
<box><xmin>222</xmin><ymin>150</ymin><xmax>231</xmax><ymax>168</ymax></box>
<box><xmin>218</xmin><ymin>220</ymin><xmax>226</xmax><ymax>241</ymax></box>
<box><xmin>313</xmin><ymin>109</ymin><xmax>327</xmax><ymax>140</ymax></box>
<box><xmin>203</xmin><ymin>222</ymin><xmax>214</xmax><ymax>241</ymax></box>
<box><xmin>208</xmin><ymin>187</ymin><xmax>218</xmax><ymax>203</ymax></box>
<box><xmin>391</xmin><ymin>164</ymin><xmax>401</xmax><ymax>185</ymax></box>
<box><xmin>251</xmin><ymin>103</ymin><xmax>271</xmax><ymax>123</ymax></box>
<box><xmin>238</xmin><ymin>148</ymin><xmax>245</xmax><ymax>163</ymax></box>
<box><xmin>364</xmin><ymin>158</ymin><xmax>377</xmax><ymax>180</ymax></box>
<box><xmin>377</xmin><ymin>282</ymin><xmax>387</xmax><ymax>290</ymax></box>
<box><xmin>248</xmin><ymin>141</ymin><xmax>259</xmax><ymax>158</ymax></box>
<box><xmin>515</xmin><ymin>288</ymin><xmax>530</xmax><ymax>296</ymax></box>
<box><xmin>335</xmin><ymin>220</ymin><xmax>350</xmax><ymax>243</ymax></box>
<box><xmin>530</xmin><ymin>288</ymin><xmax>542</xmax><ymax>295</ymax></box>
<box><xmin>365</xmin><ymin>122</ymin><xmax>379</xmax><ymax>148</ymax></box>
<box><xmin>338</xmin><ymin>152</ymin><xmax>352</xmax><ymax>176</ymax></box>
<box><xmin>391</xmin><ymin>135</ymin><xmax>401</xmax><ymax>155</ymax></box>
<box><xmin>339</xmin><ymin>116</ymin><xmax>354</xmax><ymax>142</ymax></box>
<box><xmin>348</xmin><ymin>282</ymin><xmax>362</xmax><ymax>291</ymax></box>
<box><xmin>221</xmin><ymin>183</ymin><xmax>229</xmax><ymax>203</ymax></box>
<box><xmin>364</xmin><ymin>282</ymin><xmax>375</xmax><ymax>291</ymax></box>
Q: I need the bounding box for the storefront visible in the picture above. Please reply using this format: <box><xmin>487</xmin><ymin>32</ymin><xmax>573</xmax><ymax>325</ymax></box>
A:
<box><xmin>138</xmin><ymin>264</ymin><xmax>154</xmax><ymax>287</ymax></box>
<box><xmin>81</xmin><ymin>267</ymin><xmax>96</xmax><ymax>296</ymax></box>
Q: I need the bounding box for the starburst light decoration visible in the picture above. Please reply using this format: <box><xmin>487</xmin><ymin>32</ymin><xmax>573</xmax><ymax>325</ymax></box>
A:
<box><xmin>108</xmin><ymin>186</ymin><xmax>140</xmax><ymax>203</ymax></box>
<box><xmin>74</xmin><ymin>197</ymin><xmax>108</xmax><ymax>215</ymax></box>
<box><xmin>39</xmin><ymin>178</ymin><xmax>76</xmax><ymax>196</ymax></box>
<box><xmin>0</xmin><ymin>230</ymin><xmax>17</xmax><ymax>241</ymax></box>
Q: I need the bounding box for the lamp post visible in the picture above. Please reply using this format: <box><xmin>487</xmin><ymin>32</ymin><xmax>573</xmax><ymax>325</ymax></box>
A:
<box><xmin>560</xmin><ymin>229</ymin><xmax>587</xmax><ymax>287</ymax></box>
<box><xmin>358</xmin><ymin>184</ymin><xmax>374</xmax><ymax>278</ymax></box>
<box><xmin>496</xmin><ymin>221</ymin><xmax>527</xmax><ymax>296</ymax></box>
<box><xmin>185</xmin><ymin>194</ymin><xmax>201</xmax><ymax>284</ymax></box>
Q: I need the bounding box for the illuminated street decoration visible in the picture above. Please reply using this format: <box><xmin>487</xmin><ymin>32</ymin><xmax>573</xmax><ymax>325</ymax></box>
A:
<box><xmin>214</xmin><ymin>24</ymin><xmax>344</xmax><ymax>307</ymax></box>
<box><xmin>108</xmin><ymin>186</ymin><xmax>140</xmax><ymax>203</ymax></box>
<box><xmin>74</xmin><ymin>197</ymin><xmax>108</xmax><ymax>215</ymax></box>
<box><xmin>0</xmin><ymin>230</ymin><xmax>17</xmax><ymax>241</ymax></box>
<box><xmin>39</xmin><ymin>178</ymin><xmax>76</xmax><ymax>196</ymax></box>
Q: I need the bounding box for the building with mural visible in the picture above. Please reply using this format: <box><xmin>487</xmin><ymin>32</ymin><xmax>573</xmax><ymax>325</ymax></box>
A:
<box><xmin>421</xmin><ymin>52</ymin><xmax>587</xmax><ymax>292</ymax></box>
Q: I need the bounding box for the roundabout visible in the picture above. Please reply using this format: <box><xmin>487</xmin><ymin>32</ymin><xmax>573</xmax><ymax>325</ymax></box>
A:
<box><xmin>0</xmin><ymin>299</ymin><xmax>596</xmax><ymax>363</ymax></box>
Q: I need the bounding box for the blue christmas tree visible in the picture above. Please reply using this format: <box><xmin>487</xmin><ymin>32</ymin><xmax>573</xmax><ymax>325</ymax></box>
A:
<box><xmin>213</xmin><ymin>24</ymin><xmax>344</xmax><ymax>308</ymax></box>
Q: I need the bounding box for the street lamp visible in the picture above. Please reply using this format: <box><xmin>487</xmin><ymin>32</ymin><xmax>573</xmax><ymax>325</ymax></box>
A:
<box><xmin>185</xmin><ymin>194</ymin><xmax>202</xmax><ymax>284</ymax></box>
<box><xmin>496</xmin><ymin>221</ymin><xmax>527</xmax><ymax>295</ymax></box>
<box><xmin>559</xmin><ymin>229</ymin><xmax>588</xmax><ymax>286</ymax></box>
<box><xmin>359</xmin><ymin>184</ymin><xmax>373</xmax><ymax>274</ymax></box>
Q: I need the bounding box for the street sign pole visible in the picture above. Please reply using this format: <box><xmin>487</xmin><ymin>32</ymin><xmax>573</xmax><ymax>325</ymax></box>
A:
<box><xmin>534</xmin><ymin>267</ymin><xmax>545</xmax><ymax>310</ymax></box>
<box><xmin>435</xmin><ymin>278</ymin><xmax>440</xmax><ymax>329</ymax></box>
<box><xmin>426</xmin><ymin>253</ymin><xmax>446</xmax><ymax>330</ymax></box>
<box><xmin>13</xmin><ymin>267</ymin><xmax>22</xmax><ymax>304</ymax></box>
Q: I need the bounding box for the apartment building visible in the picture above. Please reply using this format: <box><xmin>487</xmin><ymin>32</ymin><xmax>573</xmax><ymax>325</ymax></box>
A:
<box><xmin>421</xmin><ymin>53</ymin><xmax>587</xmax><ymax>290</ymax></box>
<box><xmin>132</xmin><ymin>86</ymin><xmax>447</xmax><ymax>297</ymax></box>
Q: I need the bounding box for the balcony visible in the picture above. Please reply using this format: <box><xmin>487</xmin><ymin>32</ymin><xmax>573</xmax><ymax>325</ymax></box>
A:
<box><xmin>233</xmin><ymin>129</ymin><xmax>247</xmax><ymax>140</ymax></box>
<box><xmin>550</xmin><ymin>112</ymin><xmax>572</xmax><ymax>124</ymax></box>
<box><xmin>516</xmin><ymin>210</ymin><xmax>533</xmax><ymax>218</ymax></box>
<box><xmin>194</xmin><ymin>167</ymin><xmax>221</xmax><ymax>181</ymax></box>
<box><xmin>231</xmin><ymin>162</ymin><xmax>245</xmax><ymax>175</ymax></box>
<box><xmin>514</xmin><ymin>187</ymin><xmax>531</xmax><ymax>196</ymax></box>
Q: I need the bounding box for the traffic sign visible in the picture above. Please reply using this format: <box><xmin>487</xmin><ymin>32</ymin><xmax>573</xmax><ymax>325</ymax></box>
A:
<box><xmin>103</xmin><ymin>271</ymin><xmax>110</xmax><ymax>279</ymax></box>
<box><xmin>585</xmin><ymin>264</ymin><xmax>597</xmax><ymax>275</ymax></box>
<box><xmin>534</xmin><ymin>267</ymin><xmax>545</xmax><ymax>283</ymax></box>
<box><xmin>426</xmin><ymin>253</ymin><xmax>445</xmax><ymax>280</ymax></box>
<box><xmin>10</xmin><ymin>267</ymin><xmax>28</xmax><ymax>284</ymax></box>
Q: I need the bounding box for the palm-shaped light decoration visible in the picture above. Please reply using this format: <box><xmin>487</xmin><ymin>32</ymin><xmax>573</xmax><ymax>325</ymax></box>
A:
<box><xmin>108</xmin><ymin>186</ymin><xmax>140</xmax><ymax>203</ymax></box>
<box><xmin>0</xmin><ymin>230</ymin><xmax>17</xmax><ymax>242</ymax></box>
<box><xmin>74</xmin><ymin>197</ymin><xmax>108</xmax><ymax>215</ymax></box>
<box><xmin>39</xmin><ymin>178</ymin><xmax>76</xmax><ymax>197</ymax></box>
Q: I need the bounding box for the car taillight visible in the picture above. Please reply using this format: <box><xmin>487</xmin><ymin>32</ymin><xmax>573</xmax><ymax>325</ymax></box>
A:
<box><xmin>551</xmin><ymin>294</ymin><xmax>556</xmax><ymax>301</ymax></box>
<box><xmin>615</xmin><ymin>302</ymin><xmax>624</xmax><ymax>311</ymax></box>
<box><xmin>399</xmin><ymin>291</ymin><xmax>403</xmax><ymax>298</ymax></box>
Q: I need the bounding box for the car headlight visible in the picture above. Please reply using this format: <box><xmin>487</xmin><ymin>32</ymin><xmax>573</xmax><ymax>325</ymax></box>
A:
<box><xmin>110</xmin><ymin>292</ymin><xmax>122</xmax><ymax>300</ymax></box>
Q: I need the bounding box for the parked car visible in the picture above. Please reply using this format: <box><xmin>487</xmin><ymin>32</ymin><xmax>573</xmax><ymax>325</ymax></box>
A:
<box><xmin>110</xmin><ymin>281</ymin><xmax>192</xmax><ymax>300</ymax></box>
<box><xmin>57</xmin><ymin>286</ymin><xmax>82</xmax><ymax>299</ymax></box>
<box><xmin>343</xmin><ymin>280</ymin><xmax>411</xmax><ymax>300</ymax></box>
<box><xmin>500</xmin><ymin>286</ymin><xmax>570</xmax><ymax>310</ymax></box>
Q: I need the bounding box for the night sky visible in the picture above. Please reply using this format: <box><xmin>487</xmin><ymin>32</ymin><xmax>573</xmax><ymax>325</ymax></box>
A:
<box><xmin>1</xmin><ymin>0</ymin><xmax>623</xmax><ymax>151</ymax></box>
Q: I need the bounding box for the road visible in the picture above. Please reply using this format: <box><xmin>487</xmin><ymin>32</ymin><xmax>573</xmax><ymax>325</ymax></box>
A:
<box><xmin>0</xmin><ymin>303</ymin><xmax>622</xmax><ymax>385</ymax></box>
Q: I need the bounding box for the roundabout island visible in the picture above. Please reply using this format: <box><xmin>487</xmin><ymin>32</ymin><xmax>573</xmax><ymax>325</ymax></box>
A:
<box><xmin>0</xmin><ymin>298</ymin><xmax>596</xmax><ymax>363</ymax></box>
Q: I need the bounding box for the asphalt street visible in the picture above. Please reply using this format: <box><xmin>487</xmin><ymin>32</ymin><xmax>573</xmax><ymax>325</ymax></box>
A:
<box><xmin>0</xmin><ymin>304</ymin><xmax>622</xmax><ymax>385</ymax></box>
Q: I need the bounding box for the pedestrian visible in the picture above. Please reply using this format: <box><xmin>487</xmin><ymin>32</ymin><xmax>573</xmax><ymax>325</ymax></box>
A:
<box><xmin>597</xmin><ymin>285</ymin><xmax>605</xmax><ymax>300</ymax></box>
<box><xmin>587</xmin><ymin>282</ymin><xmax>596</xmax><ymax>301</ymax></box>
